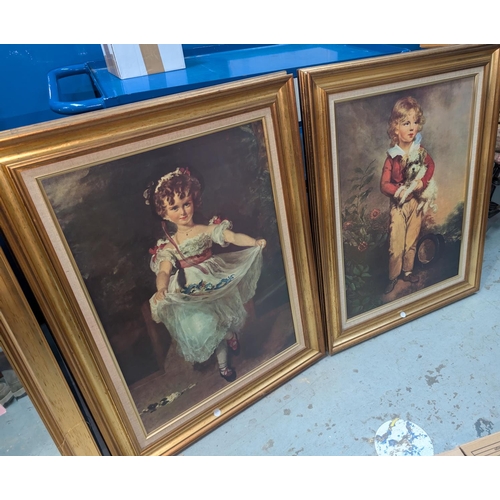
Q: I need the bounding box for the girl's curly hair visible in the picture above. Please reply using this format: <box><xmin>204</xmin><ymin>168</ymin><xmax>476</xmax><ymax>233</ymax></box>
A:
<box><xmin>152</xmin><ymin>171</ymin><xmax>202</xmax><ymax>219</ymax></box>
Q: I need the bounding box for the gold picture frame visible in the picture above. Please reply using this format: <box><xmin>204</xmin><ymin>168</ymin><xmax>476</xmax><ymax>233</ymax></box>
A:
<box><xmin>0</xmin><ymin>73</ymin><xmax>325</xmax><ymax>455</ymax></box>
<box><xmin>0</xmin><ymin>246</ymin><xmax>100</xmax><ymax>455</ymax></box>
<box><xmin>299</xmin><ymin>45</ymin><xmax>500</xmax><ymax>353</ymax></box>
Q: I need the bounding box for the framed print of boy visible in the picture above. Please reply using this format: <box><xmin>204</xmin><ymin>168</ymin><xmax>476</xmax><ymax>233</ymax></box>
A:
<box><xmin>144</xmin><ymin>167</ymin><xmax>266</xmax><ymax>383</ymax></box>
<box><xmin>380</xmin><ymin>96</ymin><xmax>437</xmax><ymax>295</ymax></box>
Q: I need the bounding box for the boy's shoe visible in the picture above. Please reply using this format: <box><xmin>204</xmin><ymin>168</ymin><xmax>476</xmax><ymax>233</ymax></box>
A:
<box><xmin>384</xmin><ymin>278</ymin><xmax>398</xmax><ymax>294</ymax></box>
<box><xmin>0</xmin><ymin>382</ymin><xmax>14</xmax><ymax>407</ymax></box>
<box><xmin>2</xmin><ymin>370</ymin><xmax>26</xmax><ymax>399</ymax></box>
<box><xmin>402</xmin><ymin>272</ymin><xmax>419</xmax><ymax>283</ymax></box>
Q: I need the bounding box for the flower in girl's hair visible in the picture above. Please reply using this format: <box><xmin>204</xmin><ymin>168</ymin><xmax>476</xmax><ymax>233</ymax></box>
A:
<box><xmin>154</xmin><ymin>167</ymin><xmax>192</xmax><ymax>193</ymax></box>
<box><xmin>209</xmin><ymin>215</ymin><xmax>223</xmax><ymax>225</ymax></box>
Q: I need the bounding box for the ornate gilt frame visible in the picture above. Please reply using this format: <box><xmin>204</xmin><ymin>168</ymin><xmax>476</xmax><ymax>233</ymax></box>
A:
<box><xmin>299</xmin><ymin>45</ymin><xmax>500</xmax><ymax>353</ymax></box>
<box><xmin>0</xmin><ymin>247</ymin><xmax>100</xmax><ymax>455</ymax></box>
<box><xmin>0</xmin><ymin>73</ymin><xmax>325</xmax><ymax>455</ymax></box>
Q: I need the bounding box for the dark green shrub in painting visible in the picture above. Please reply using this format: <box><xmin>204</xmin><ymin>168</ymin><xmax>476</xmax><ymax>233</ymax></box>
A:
<box><xmin>342</xmin><ymin>160</ymin><xmax>390</xmax><ymax>317</ymax></box>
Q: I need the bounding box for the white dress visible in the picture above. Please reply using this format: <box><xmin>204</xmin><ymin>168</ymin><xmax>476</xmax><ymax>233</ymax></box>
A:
<box><xmin>149</xmin><ymin>220</ymin><xmax>263</xmax><ymax>363</ymax></box>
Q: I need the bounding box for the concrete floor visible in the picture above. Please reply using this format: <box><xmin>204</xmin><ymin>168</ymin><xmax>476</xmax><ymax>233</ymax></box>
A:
<box><xmin>0</xmin><ymin>393</ymin><xmax>59</xmax><ymax>456</ymax></box>
<box><xmin>181</xmin><ymin>212</ymin><xmax>500</xmax><ymax>456</ymax></box>
<box><xmin>1</xmin><ymin>204</ymin><xmax>499</xmax><ymax>456</ymax></box>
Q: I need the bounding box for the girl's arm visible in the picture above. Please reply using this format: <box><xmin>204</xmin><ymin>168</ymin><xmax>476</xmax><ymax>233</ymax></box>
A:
<box><xmin>154</xmin><ymin>259</ymin><xmax>173</xmax><ymax>301</ymax></box>
<box><xmin>223</xmin><ymin>229</ymin><xmax>266</xmax><ymax>248</ymax></box>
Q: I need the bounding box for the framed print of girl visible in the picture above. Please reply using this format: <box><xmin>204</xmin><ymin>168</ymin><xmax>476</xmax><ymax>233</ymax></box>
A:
<box><xmin>0</xmin><ymin>72</ymin><xmax>325</xmax><ymax>455</ymax></box>
<box><xmin>144</xmin><ymin>167</ymin><xmax>266</xmax><ymax>382</ymax></box>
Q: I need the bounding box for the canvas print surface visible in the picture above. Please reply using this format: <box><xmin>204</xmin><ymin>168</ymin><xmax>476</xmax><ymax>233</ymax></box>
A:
<box><xmin>40</xmin><ymin>121</ymin><xmax>296</xmax><ymax>434</ymax></box>
<box><xmin>333</xmin><ymin>76</ymin><xmax>476</xmax><ymax>322</ymax></box>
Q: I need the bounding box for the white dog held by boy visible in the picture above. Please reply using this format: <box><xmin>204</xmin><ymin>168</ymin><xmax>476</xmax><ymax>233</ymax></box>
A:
<box><xmin>395</xmin><ymin>148</ymin><xmax>438</xmax><ymax>214</ymax></box>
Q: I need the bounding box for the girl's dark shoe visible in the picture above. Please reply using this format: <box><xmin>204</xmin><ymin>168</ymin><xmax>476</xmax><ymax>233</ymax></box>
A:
<box><xmin>219</xmin><ymin>366</ymin><xmax>236</xmax><ymax>383</ymax></box>
<box><xmin>226</xmin><ymin>333</ymin><xmax>240</xmax><ymax>355</ymax></box>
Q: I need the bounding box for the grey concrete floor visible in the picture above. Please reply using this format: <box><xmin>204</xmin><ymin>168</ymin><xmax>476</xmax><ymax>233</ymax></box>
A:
<box><xmin>0</xmin><ymin>393</ymin><xmax>59</xmax><ymax>456</ymax></box>
<box><xmin>1</xmin><ymin>204</ymin><xmax>499</xmax><ymax>456</ymax></box>
<box><xmin>180</xmin><ymin>212</ymin><xmax>500</xmax><ymax>455</ymax></box>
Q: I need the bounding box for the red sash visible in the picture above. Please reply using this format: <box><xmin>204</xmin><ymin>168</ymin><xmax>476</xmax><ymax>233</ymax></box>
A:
<box><xmin>178</xmin><ymin>247</ymin><xmax>212</xmax><ymax>269</ymax></box>
<box><xmin>165</xmin><ymin>233</ymin><xmax>209</xmax><ymax>274</ymax></box>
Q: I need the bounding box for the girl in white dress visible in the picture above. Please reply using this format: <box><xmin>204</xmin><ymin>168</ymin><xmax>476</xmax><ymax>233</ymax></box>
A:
<box><xmin>144</xmin><ymin>167</ymin><xmax>266</xmax><ymax>382</ymax></box>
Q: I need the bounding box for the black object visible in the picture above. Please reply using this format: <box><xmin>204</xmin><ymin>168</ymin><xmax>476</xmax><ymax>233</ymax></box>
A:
<box><xmin>416</xmin><ymin>233</ymin><xmax>445</xmax><ymax>267</ymax></box>
<box><xmin>219</xmin><ymin>367</ymin><xmax>237</xmax><ymax>382</ymax></box>
<box><xmin>489</xmin><ymin>161</ymin><xmax>500</xmax><ymax>219</ymax></box>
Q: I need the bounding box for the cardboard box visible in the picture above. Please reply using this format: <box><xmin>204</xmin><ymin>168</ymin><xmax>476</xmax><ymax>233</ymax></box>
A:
<box><xmin>436</xmin><ymin>431</ymin><xmax>500</xmax><ymax>456</ymax></box>
<box><xmin>101</xmin><ymin>44</ymin><xmax>185</xmax><ymax>79</ymax></box>
<box><xmin>459</xmin><ymin>432</ymin><xmax>500</xmax><ymax>456</ymax></box>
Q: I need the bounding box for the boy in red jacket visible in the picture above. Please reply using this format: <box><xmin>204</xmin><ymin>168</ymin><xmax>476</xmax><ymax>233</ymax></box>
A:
<box><xmin>380</xmin><ymin>96</ymin><xmax>435</xmax><ymax>294</ymax></box>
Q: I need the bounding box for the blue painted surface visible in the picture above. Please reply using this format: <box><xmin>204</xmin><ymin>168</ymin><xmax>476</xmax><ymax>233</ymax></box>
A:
<box><xmin>0</xmin><ymin>44</ymin><xmax>104</xmax><ymax>130</ymax></box>
<box><xmin>374</xmin><ymin>418</ymin><xmax>434</xmax><ymax>456</ymax></box>
<box><xmin>0</xmin><ymin>44</ymin><xmax>420</xmax><ymax>122</ymax></box>
<box><xmin>55</xmin><ymin>44</ymin><xmax>421</xmax><ymax>114</ymax></box>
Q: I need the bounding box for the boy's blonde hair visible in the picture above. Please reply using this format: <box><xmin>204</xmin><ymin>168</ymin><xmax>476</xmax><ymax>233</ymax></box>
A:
<box><xmin>387</xmin><ymin>96</ymin><xmax>425</xmax><ymax>147</ymax></box>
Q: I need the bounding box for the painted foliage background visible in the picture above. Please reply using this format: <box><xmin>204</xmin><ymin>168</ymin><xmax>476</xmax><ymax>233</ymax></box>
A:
<box><xmin>334</xmin><ymin>77</ymin><xmax>476</xmax><ymax>318</ymax></box>
<box><xmin>41</xmin><ymin>121</ymin><xmax>294</xmax><ymax>391</ymax></box>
